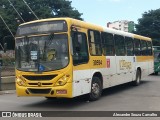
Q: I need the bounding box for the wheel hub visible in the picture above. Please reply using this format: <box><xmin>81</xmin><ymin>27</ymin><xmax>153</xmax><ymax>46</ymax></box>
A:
<box><xmin>92</xmin><ymin>83</ymin><xmax>100</xmax><ymax>95</ymax></box>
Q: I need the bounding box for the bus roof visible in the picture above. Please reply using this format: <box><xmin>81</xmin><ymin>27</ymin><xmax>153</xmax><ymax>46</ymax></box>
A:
<box><xmin>19</xmin><ymin>17</ymin><xmax>152</xmax><ymax>41</ymax></box>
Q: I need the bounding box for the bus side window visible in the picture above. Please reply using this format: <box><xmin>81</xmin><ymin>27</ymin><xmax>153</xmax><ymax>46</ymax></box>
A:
<box><xmin>141</xmin><ymin>40</ymin><xmax>148</xmax><ymax>56</ymax></box>
<box><xmin>147</xmin><ymin>41</ymin><xmax>153</xmax><ymax>55</ymax></box>
<box><xmin>101</xmin><ymin>32</ymin><xmax>115</xmax><ymax>56</ymax></box>
<box><xmin>114</xmin><ymin>35</ymin><xmax>126</xmax><ymax>56</ymax></box>
<box><xmin>125</xmin><ymin>37</ymin><xmax>134</xmax><ymax>56</ymax></box>
<box><xmin>88</xmin><ymin>30</ymin><xmax>102</xmax><ymax>56</ymax></box>
<box><xmin>134</xmin><ymin>39</ymin><xmax>141</xmax><ymax>56</ymax></box>
<box><xmin>72</xmin><ymin>32</ymin><xmax>89</xmax><ymax>65</ymax></box>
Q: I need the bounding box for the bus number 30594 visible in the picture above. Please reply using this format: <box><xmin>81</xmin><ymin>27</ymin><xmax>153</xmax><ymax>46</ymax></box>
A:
<box><xmin>93</xmin><ymin>60</ymin><xmax>103</xmax><ymax>66</ymax></box>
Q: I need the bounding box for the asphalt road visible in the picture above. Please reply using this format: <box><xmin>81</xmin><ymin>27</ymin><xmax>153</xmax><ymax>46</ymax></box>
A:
<box><xmin>0</xmin><ymin>74</ymin><xmax>160</xmax><ymax>120</ymax></box>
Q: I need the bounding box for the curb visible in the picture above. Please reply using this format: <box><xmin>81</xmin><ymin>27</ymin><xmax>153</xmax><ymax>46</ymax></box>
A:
<box><xmin>0</xmin><ymin>76</ymin><xmax>15</xmax><ymax>90</ymax></box>
<box><xmin>0</xmin><ymin>90</ymin><xmax>16</xmax><ymax>95</ymax></box>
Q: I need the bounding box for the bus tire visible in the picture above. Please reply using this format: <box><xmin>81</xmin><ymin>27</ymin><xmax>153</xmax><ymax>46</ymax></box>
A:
<box><xmin>132</xmin><ymin>70</ymin><xmax>141</xmax><ymax>86</ymax></box>
<box><xmin>88</xmin><ymin>77</ymin><xmax>102</xmax><ymax>101</ymax></box>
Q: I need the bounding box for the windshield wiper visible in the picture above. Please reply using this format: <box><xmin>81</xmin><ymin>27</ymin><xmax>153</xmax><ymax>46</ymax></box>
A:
<box><xmin>43</xmin><ymin>33</ymin><xmax>55</xmax><ymax>60</ymax></box>
<box><xmin>47</xmin><ymin>33</ymin><xmax>54</xmax><ymax>45</ymax></box>
<box><xmin>24</xmin><ymin>36</ymin><xmax>30</xmax><ymax>63</ymax></box>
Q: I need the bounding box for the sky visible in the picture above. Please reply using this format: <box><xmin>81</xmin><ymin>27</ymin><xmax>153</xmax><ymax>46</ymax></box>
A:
<box><xmin>71</xmin><ymin>0</ymin><xmax>160</xmax><ymax>27</ymax></box>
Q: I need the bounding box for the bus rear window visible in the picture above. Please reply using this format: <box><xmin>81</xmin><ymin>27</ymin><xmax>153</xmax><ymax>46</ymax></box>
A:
<box><xmin>16</xmin><ymin>20</ymin><xmax>67</xmax><ymax>36</ymax></box>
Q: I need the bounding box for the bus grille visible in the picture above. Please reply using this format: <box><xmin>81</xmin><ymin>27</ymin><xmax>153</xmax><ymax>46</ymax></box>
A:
<box><xmin>28</xmin><ymin>88</ymin><xmax>51</xmax><ymax>94</ymax></box>
<box><xmin>28</xmin><ymin>83</ymin><xmax>53</xmax><ymax>86</ymax></box>
<box><xmin>22</xmin><ymin>75</ymin><xmax>57</xmax><ymax>81</ymax></box>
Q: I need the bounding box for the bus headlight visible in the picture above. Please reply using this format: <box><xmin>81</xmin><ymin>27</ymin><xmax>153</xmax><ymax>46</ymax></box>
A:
<box><xmin>16</xmin><ymin>76</ymin><xmax>26</xmax><ymax>86</ymax></box>
<box><xmin>55</xmin><ymin>75</ymin><xmax>68</xmax><ymax>86</ymax></box>
<box><xmin>16</xmin><ymin>78</ymin><xmax>25</xmax><ymax>86</ymax></box>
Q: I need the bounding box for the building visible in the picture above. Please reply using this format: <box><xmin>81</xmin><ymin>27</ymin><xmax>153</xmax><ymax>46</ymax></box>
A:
<box><xmin>107</xmin><ymin>20</ymin><xmax>134</xmax><ymax>33</ymax></box>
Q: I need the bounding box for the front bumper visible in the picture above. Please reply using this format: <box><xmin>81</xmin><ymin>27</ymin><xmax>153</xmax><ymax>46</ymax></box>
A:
<box><xmin>16</xmin><ymin>82</ymin><xmax>73</xmax><ymax>98</ymax></box>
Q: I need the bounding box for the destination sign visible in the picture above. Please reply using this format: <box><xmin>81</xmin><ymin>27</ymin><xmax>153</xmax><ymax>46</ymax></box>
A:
<box><xmin>16</xmin><ymin>20</ymin><xmax>67</xmax><ymax>36</ymax></box>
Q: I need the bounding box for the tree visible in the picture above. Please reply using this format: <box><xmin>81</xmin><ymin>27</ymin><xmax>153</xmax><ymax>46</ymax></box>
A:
<box><xmin>135</xmin><ymin>9</ymin><xmax>160</xmax><ymax>45</ymax></box>
<box><xmin>0</xmin><ymin>0</ymin><xmax>83</xmax><ymax>50</ymax></box>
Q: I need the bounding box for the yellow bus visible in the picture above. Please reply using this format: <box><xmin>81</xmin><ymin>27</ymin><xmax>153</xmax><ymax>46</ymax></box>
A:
<box><xmin>15</xmin><ymin>18</ymin><xmax>154</xmax><ymax>101</ymax></box>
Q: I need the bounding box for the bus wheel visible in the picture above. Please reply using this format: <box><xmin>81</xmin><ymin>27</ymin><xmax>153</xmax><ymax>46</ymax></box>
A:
<box><xmin>88</xmin><ymin>77</ymin><xmax>102</xmax><ymax>101</ymax></box>
<box><xmin>132</xmin><ymin>70</ymin><xmax>141</xmax><ymax>86</ymax></box>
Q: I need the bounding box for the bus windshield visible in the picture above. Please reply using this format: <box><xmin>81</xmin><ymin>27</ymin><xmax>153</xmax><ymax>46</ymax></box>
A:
<box><xmin>15</xmin><ymin>34</ymin><xmax>69</xmax><ymax>72</ymax></box>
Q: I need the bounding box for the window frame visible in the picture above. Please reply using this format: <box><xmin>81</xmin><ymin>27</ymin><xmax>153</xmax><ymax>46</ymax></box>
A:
<box><xmin>147</xmin><ymin>41</ymin><xmax>153</xmax><ymax>56</ymax></box>
<box><xmin>125</xmin><ymin>36</ymin><xmax>134</xmax><ymax>56</ymax></box>
<box><xmin>140</xmin><ymin>40</ymin><xmax>148</xmax><ymax>56</ymax></box>
<box><xmin>88</xmin><ymin>29</ymin><xmax>102</xmax><ymax>56</ymax></box>
<box><xmin>71</xmin><ymin>31</ymin><xmax>89</xmax><ymax>66</ymax></box>
<box><xmin>101</xmin><ymin>32</ymin><xmax>115</xmax><ymax>56</ymax></box>
<box><xmin>114</xmin><ymin>34</ymin><xmax>126</xmax><ymax>56</ymax></box>
<box><xmin>134</xmin><ymin>38</ymin><xmax>141</xmax><ymax>56</ymax></box>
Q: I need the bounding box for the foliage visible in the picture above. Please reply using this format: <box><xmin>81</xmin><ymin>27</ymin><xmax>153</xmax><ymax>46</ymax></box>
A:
<box><xmin>135</xmin><ymin>9</ymin><xmax>160</xmax><ymax>45</ymax></box>
<box><xmin>0</xmin><ymin>0</ymin><xmax>83</xmax><ymax>49</ymax></box>
<box><xmin>2</xmin><ymin>57</ymin><xmax>15</xmax><ymax>66</ymax></box>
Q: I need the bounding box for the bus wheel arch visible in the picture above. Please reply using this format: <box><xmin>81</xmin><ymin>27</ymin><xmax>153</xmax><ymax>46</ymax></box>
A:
<box><xmin>88</xmin><ymin>72</ymin><xmax>103</xmax><ymax>101</ymax></box>
<box><xmin>92</xmin><ymin>72</ymin><xmax>103</xmax><ymax>88</ymax></box>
